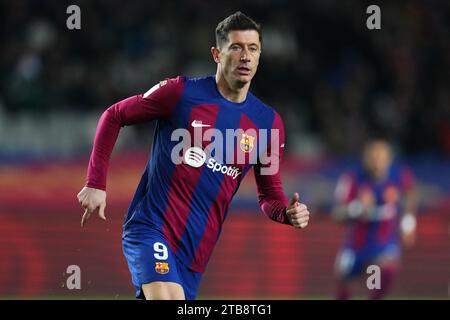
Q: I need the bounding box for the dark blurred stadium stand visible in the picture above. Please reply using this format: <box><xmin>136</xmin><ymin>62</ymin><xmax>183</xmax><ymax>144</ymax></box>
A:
<box><xmin>0</xmin><ymin>0</ymin><xmax>449</xmax><ymax>298</ymax></box>
<box><xmin>1</xmin><ymin>0</ymin><xmax>449</xmax><ymax>156</ymax></box>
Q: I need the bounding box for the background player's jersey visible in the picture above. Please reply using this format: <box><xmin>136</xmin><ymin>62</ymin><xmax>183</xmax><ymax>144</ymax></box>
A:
<box><xmin>86</xmin><ymin>76</ymin><xmax>289</xmax><ymax>272</ymax></box>
<box><xmin>335</xmin><ymin>164</ymin><xmax>414</xmax><ymax>251</ymax></box>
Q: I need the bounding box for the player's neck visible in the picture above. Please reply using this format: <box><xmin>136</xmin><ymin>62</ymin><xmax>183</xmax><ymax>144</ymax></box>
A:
<box><xmin>215</xmin><ymin>74</ymin><xmax>249</xmax><ymax>103</ymax></box>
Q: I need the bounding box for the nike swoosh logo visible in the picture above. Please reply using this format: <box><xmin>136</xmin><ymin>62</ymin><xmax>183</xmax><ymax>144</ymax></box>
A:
<box><xmin>191</xmin><ymin>120</ymin><xmax>210</xmax><ymax>128</ymax></box>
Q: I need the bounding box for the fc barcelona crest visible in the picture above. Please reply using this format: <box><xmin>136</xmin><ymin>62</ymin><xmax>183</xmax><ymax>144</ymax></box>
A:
<box><xmin>240</xmin><ymin>133</ymin><xmax>255</xmax><ymax>153</ymax></box>
<box><xmin>155</xmin><ymin>262</ymin><xmax>170</xmax><ymax>274</ymax></box>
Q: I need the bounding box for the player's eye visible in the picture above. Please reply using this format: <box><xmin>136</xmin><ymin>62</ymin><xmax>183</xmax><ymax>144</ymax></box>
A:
<box><xmin>230</xmin><ymin>45</ymin><xmax>241</xmax><ymax>51</ymax></box>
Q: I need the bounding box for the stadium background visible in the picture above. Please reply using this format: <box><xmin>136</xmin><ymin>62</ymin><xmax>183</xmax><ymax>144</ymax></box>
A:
<box><xmin>1</xmin><ymin>0</ymin><xmax>449</xmax><ymax>299</ymax></box>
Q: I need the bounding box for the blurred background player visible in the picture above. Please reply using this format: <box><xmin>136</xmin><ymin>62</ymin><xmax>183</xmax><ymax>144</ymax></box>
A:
<box><xmin>332</xmin><ymin>139</ymin><xmax>417</xmax><ymax>300</ymax></box>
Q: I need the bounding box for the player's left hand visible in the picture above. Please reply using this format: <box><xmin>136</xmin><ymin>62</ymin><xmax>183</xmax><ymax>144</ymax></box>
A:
<box><xmin>286</xmin><ymin>192</ymin><xmax>310</xmax><ymax>229</ymax></box>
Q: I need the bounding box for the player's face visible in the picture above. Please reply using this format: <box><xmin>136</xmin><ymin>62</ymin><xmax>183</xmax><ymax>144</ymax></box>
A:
<box><xmin>363</xmin><ymin>141</ymin><xmax>392</xmax><ymax>179</ymax></box>
<box><xmin>219</xmin><ymin>30</ymin><xmax>261</xmax><ymax>87</ymax></box>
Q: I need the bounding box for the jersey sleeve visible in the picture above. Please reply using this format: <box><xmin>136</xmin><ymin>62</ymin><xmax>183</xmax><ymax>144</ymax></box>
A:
<box><xmin>86</xmin><ymin>76</ymin><xmax>184</xmax><ymax>190</ymax></box>
<box><xmin>254</xmin><ymin>112</ymin><xmax>290</xmax><ymax>225</ymax></box>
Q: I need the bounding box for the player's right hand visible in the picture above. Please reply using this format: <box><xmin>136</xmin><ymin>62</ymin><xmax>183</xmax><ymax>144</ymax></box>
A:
<box><xmin>77</xmin><ymin>186</ymin><xmax>107</xmax><ymax>227</ymax></box>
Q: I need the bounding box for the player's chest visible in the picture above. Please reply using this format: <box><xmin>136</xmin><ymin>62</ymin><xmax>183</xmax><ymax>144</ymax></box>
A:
<box><xmin>171</xmin><ymin>103</ymin><xmax>271</xmax><ymax>167</ymax></box>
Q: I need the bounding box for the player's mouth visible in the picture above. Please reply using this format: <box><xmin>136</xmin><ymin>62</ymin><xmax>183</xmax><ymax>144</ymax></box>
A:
<box><xmin>237</xmin><ymin>66</ymin><xmax>251</xmax><ymax>75</ymax></box>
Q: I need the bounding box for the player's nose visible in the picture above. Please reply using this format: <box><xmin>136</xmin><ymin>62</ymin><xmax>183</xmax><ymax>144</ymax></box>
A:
<box><xmin>240</xmin><ymin>50</ymin><xmax>251</xmax><ymax>62</ymax></box>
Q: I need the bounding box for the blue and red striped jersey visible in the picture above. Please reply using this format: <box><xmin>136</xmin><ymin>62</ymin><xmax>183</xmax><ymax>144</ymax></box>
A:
<box><xmin>335</xmin><ymin>163</ymin><xmax>414</xmax><ymax>250</ymax></box>
<box><xmin>86</xmin><ymin>76</ymin><xmax>289</xmax><ymax>272</ymax></box>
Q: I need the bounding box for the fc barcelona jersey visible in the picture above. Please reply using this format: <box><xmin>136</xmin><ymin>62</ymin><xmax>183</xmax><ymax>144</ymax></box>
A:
<box><xmin>86</xmin><ymin>76</ymin><xmax>290</xmax><ymax>272</ymax></box>
<box><xmin>335</xmin><ymin>163</ymin><xmax>414</xmax><ymax>250</ymax></box>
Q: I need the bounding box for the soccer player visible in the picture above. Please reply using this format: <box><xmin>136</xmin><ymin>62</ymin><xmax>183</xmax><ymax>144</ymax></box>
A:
<box><xmin>77</xmin><ymin>12</ymin><xmax>310</xmax><ymax>300</ymax></box>
<box><xmin>332</xmin><ymin>139</ymin><xmax>417</xmax><ymax>300</ymax></box>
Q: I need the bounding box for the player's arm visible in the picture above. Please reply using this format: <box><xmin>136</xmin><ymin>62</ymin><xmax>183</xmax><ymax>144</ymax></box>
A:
<box><xmin>399</xmin><ymin>167</ymin><xmax>418</xmax><ymax>247</ymax></box>
<box><xmin>332</xmin><ymin>172</ymin><xmax>364</xmax><ymax>222</ymax></box>
<box><xmin>253</xmin><ymin>112</ymin><xmax>310</xmax><ymax>229</ymax></box>
<box><xmin>77</xmin><ymin>77</ymin><xmax>184</xmax><ymax>227</ymax></box>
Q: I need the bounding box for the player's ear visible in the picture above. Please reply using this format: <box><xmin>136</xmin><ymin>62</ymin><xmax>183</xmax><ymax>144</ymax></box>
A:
<box><xmin>211</xmin><ymin>47</ymin><xmax>220</xmax><ymax>64</ymax></box>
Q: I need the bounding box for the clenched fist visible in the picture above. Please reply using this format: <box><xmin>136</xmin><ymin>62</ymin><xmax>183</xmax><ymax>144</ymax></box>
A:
<box><xmin>286</xmin><ymin>192</ymin><xmax>310</xmax><ymax>228</ymax></box>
